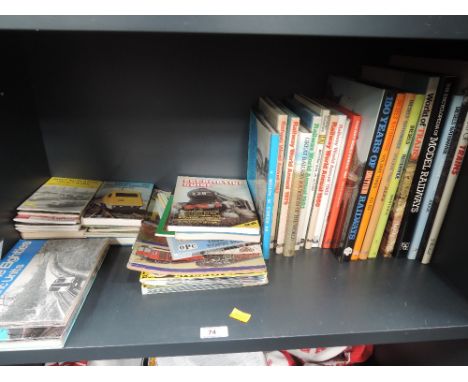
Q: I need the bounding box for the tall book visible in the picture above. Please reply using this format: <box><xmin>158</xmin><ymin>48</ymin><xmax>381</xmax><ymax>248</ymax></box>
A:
<box><xmin>283</xmin><ymin>97</ymin><xmax>322</xmax><ymax>249</ymax></box>
<box><xmin>422</xmin><ymin>109</ymin><xmax>468</xmax><ymax>264</ymax></box>
<box><xmin>325</xmin><ymin>76</ymin><xmax>396</xmax><ymax>261</ymax></box>
<box><xmin>408</xmin><ymin>95</ymin><xmax>467</xmax><ymax>260</ymax></box>
<box><xmin>321</xmin><ymin>104</ymin><xmax>361</xmax><ymax>249</ymax></box>
<box><xmin>257</xmin><ymin>97</ymin><xmax>288</xmax><ymax>249</ymax></box>
<box><xmin>393</xmin><ymin>76</ymin><xmax>456</xmax><ymax>258</ymax></box>
<box><xmin>273</xmin><ymin>102</ymin><xmax>300</xmax><ymax>255</ymax></box>
<box><xmin>350</xmin><ymin>92</ymin><xmax>405</xmax><ymax>260</ymax></box>
<box><xmin>366</xmin><ymin>94</ymin><xmax>425</xmax><ymax>259</ymax></box>
<box><xmin>247</xmin><ymin>109</ymin><xmax>280</xmax><ymax>259</ymax></box>
<box><xmin>283</xmin><ymin>126</ymin><xmax>311</xmax><ymax>257</ymax></box>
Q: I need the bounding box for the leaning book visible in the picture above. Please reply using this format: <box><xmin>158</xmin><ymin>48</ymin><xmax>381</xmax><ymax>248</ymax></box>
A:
<box><xmin>0</xmin><ymin>239</ymin><xmax>109</xmax><ymax>350</ymax></box>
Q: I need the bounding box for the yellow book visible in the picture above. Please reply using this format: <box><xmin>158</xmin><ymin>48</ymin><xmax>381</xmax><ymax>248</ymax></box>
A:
<box><xmin>368</xmin><ymin>94</ymin><xmax>425</xmax><ymax>259</ymax></box>
<box><xmin>359</xmin><ymin>94</ymin><xmax>416</xmax><ymax>260</ymax></box>
<box><xmin>351</xmin><ymin>93</ymin><xmax>405</xmax><ymax>260</ymax></box>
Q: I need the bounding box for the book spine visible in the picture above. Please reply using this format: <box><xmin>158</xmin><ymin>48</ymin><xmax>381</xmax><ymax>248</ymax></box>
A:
<box><xmin>318</xmin><ymin>116</ymin><xmax>349</xmax><ymax>247</ymax></box>
<box><xmin>380</xmin><ymin>78</ymin><xmax>439</xmax><ymax>257</ymax></box>
<box><xmin>394</xmin><ymin>77</ymin><xmax>455</xmax><ymax>259</ymax></box>
<box><xmin>283</xmin><ymin>132</ymin><xmax>310</xmax><ymax>256</ymax></box>
<box><xmin>339</xmin><ymin>91</ymin><xmax>396</xmax><ymax>261</ymax></box>
<box><xmin>275</xmin><ymin>117</ymin><xmax>300</xmax><ymax>255</ymax></box>
<box><xmin>351</xmin><ymin>93</ymin><xmax>406</xmax><ymax>260</ymax></box>
<box><xmin>410</xmin><ymin>95</ymin><xmax>466</xmax><ymax>260</ymax></box>
<box><xmin>296</xmin><ymin>116</ymin><xmax>321</xmax><ymax>249</ymax></box>
<box><xmin>306</xmin><ymin>117</ymin><xmax>338</xmax><ymax>248</ymax></box>
<box><xmin>368</xmin><ymin>95</ymin><xmax>424</xmax><ymax>259</ymax></box>
<box><xmin>270</xmin><ymin>115</ymin><xmax>288</xmax><ymax>249</ymax></box>
<box><xmin>322</xmin><ymin>115</ymin><xmax>361</xmax><ymax>249</ymax></box>
<box><xmin>422</xmin><ymin>111</ymin><xmax>468</xmax><ymax>264</ymax></box>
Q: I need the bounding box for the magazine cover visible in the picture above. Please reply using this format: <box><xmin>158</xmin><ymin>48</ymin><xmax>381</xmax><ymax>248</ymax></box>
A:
<box><xmin>82</xmin><ymin>181</ymin><xmax>154</xmax><ymax>226</ymax></box>
<box><xmin>168</xmin><ymin>176</ymin><xmax>260</xmax><ymax>234</ymax></box>
<box><xmin>0</xmin><ymin>239</ymin><xmax>108</xmax><ymax>339</ymax></box>
<box><xmin>246</xmin><ymin>109</ymin><xmax>279</xmax><ymax>258</ymax></box>
<box><xmin>17</xmin><ymin>177</ymin><xmax>102</xmax><ymax>214</ymax></box>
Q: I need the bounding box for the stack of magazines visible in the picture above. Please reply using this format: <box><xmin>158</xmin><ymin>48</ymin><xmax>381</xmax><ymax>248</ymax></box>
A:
<box><xmin>0</xmin><ymin>239</ymin><xmax>109</xmax><ymax>350</ymax></box>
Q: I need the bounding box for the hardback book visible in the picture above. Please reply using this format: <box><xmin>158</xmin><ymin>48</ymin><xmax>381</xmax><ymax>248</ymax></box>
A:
<box><xmin>320</xmin><ymin>104</ymin><xmax>361</xmax><ymax>249</ymax></box>
<box><xmin>393</xmin><ymin>76</ymin><xmax>456</xmax><ymax>258</ymax></box>
<box><xmin>408</xmin><ymin>95</ymin><xmax>466</xmax><ymax>260</ymax></box>
<box><xmin>283</xmin><ymin>97</ymin><xmax>322</xmax><ymax>250</ymax></box>
<box><xmin>283</xmin><ymin>126</ymin><xmax>311</xmax><ymax>257</ymax></box>
<box><xmin>247</xmin><ymin>108</ymin><xmax>280</xmax><ymax>259</ymax></box>
<box><xmin>0</xmin><ymin>239</ymin><xmax>109</xmax><ymax>349</ymax></box>
<box><xmin>82</xmin><ymin>181</ymin><xmax>154</xmax><ymax>227</ymax></box>
<box><xmin>273</xmin><ymin>101</ymin><xmax>300</xmax><ymax>255</ymax></box>
<box><xmin>325</xmin><ymin>76</ymin><xmax>396</xmax><ymax>261</ymax></box>
<box><xmin>257</xmin><ymin>97</ymin><xmax>288</xmax><ymax>249</ymax></box>
<box><xmin>351</xmin><ymin>92</ymin><xmax>406</xmax><ymax>260</ymax></box>
<box><xmin>167</xmin><ymin>176</ymin><xmax>260</xmax><ymax>235</ymax></box>
<box><xmin>17</xmin><ymin>177</ymin><xmax>101</xmax><ymax>215</ymax></box>
<box><xmin>422</xmin><ymin>108</ymin><xmax>468</xmax><ymax>264</ymax></box>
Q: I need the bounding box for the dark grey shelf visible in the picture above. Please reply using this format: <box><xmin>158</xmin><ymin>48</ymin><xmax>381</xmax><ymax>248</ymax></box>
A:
<box><xmin>1</xmin><ymin>16</ymin><xmax>468</xmax><ymax>40</ymax></box>
<box><xmin>2</xmin><ymin>247</ymin><xmax>468</xmax><ymax>364</ymax></box>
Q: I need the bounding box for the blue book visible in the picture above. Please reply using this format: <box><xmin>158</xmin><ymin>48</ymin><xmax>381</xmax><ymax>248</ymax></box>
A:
<box><xmin>247</xmin><ymin>109</ymin><xmax>280</xmax><ymax>259</ymax></box>
<box><xmin>166</xmin><ymin>237</ymin><xmax>244</xmax><ymax>260</ymax></box>
<box><xmin>408</xmin><ymin>95</ymin><xmax>464</xmax><ymax>260</ymax></box>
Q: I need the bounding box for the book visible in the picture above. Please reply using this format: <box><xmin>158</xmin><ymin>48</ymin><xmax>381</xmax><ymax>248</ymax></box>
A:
<box><xmin>349</xmin><ymin>93</ymin><xmax>405</xmax><ymax>260</ymax></box>
<box><xmin>257</xmin><ymin>97</ymin><xmax>288</xmax><ymax>249</ymax></box>
<box><xmin>17</xmin><ymin>177</ymin><xmax>101</xmax><ymax>215</ymax></box>
<box><xmin>408</xmin><ymin>95</ymin><xmax>465</xmax><ymax>260</ymax></box>
<box><xmin>82</xmin><ymin>181</ymin><xmax>154</xmax><ymax>227</ymax></box>
<box><xmin>168</xmin><ymin>176</ymin><xmax>260</xmax><ymax>235</ymax></box>
<box><xmin>0</xmin><ymin>239</ymin><xmax>109</xmax><ymax>349</ymax></box>
<box><xmin>274</xmin><ymin>102</ymin><xmax>300</xmax><ymax>255</ymax></box>
<box><xmin>422</xmin><ymin>109</ymin><xmax>468</xmax><ymax>264</ymax></box>
<box><xmin>14</xmin><ymin>212</ymin><xmax>80</xmax><ymax>225</ymax></box>
<box><xmin>321</xmin><ymin>104</ymin><xmax>361</xmax><ymax>249</ymax></box>
<box><xmin>155</xmin><ymin>195</ymin><xmax>176</xmax><ymax>237</ymax></box>
<box><xmin>246</xmin><ymin>109</ymin><xmax>279</xmax><ymax>259</ymax></box>
<box><xmin>393</xmin><ymin>76</ymin><xmax>456</xmax><ymax>258</ymax></box>
<box><xmin>283</xmin><ymin>97</ymin><xmax>322</xmax><ymax>250</ymax></box>
<box><xmin>366</xmin><ymin>95</ymin><xmax>425</xmax><ymax>259</ymax></box>
<box><xmin>167</xmin><ymin>238</ymin><xmax>245</xmax><ymax>260</ymax></box>
<box><xmin>325</xmin><ymin>76</ymin><xmax>396</xmax><ymax>261</ymax></box>
<box><xmin>360</xmin><ymin>66</ymin><xmax>443</xmax><ymax>258</ymax></box>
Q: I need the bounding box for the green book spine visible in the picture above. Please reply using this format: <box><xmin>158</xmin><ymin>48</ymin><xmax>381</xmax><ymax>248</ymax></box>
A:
<box><xmin>155</xmin><ymin>195</ymin><xmax>175</xmax><ymax>237</ymax></box>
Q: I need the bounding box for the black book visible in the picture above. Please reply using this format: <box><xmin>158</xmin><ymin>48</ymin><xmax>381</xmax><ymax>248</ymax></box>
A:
<box><xmin>394</xmin><ymin>75</ymin><xmax>456</xmax><ymax>258</ymax></box>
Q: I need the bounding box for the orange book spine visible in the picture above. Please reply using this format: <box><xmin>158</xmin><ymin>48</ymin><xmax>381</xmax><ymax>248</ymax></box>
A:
<box><xmin>322</xmin><ymin>112</ymin><xmax>361</xmax><ymax>249</ymax></box>
<box><xmin>350</xmin><ymin>93</ymin><xmax>406</xmax><ymax>260</ymax></box>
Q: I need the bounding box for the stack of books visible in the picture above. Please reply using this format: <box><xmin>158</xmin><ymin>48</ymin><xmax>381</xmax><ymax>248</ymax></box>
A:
<box><xmin>14</xmin><ymin>177</ymin><xmax>102</xmax><ymax>239</ymax></box>
<box><xmin>0</xmin><ymin>239</ymin><xmax>109</xmax><ymax>350</ymax></box>
<box><xmin>81</xmin><ymin>181</ymin><xmax>154</xmax><ymax>245</ymax></box>
<box><xmin>249</xmin><ymin>56</ymin><xmax>468</xmax><ymax>264</ymax></box>
<box><xmin>126</xmin><ymin>177</ymin><xmax>268</xmax><ymax>294</ymax></box>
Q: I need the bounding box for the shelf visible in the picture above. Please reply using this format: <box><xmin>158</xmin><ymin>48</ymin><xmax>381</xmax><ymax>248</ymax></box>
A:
<box><xmin>2</xmin><ymin>247</ymin><xmax>468</xmax><ymax>364</ymax></box>
<box><xmin>1</xmin><ymin>16</ymin><xmax>468</xmax><ymax>40</ymax></box>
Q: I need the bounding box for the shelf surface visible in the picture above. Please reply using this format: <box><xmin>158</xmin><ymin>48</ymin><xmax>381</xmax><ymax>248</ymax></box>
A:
<box><xmin>1</xmin><ymin>16</ymin><xmax>468</xmax><ymax>39</ymax></box>
<box><xmin>2</xmin><ymin>246</ymin><xmax>468</xmax><ymax>364</ymax></box>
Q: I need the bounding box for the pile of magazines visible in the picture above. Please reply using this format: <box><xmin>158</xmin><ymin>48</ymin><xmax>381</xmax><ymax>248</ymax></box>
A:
<box><xmin>126</xmin><ymin>183</ymin><xmax>268</xmax><ymax>295</ymax></box>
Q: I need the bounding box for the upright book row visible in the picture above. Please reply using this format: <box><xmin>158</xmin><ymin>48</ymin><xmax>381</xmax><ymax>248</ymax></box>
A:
<box><xmin>248</xmin><ymin>55</ymin><xmax>468</xmax><ymax>263</ymax></box>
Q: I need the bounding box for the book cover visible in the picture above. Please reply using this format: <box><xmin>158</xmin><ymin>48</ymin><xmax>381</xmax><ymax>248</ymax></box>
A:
<box><xmin>394</xmin><ymin>77</ymin><xmax>456</xmax><ymax>258</ymax></box>
<box><xmin>82</xmin><ymin>181</ymin><xmax>154</xmax><ymax>226</ymax></box>
<box><xmin>257</xmin><ymin>97</ymin><xmax>288</xmax><ymax>249</ymax></box>
<box><xmin>422</xmin><ymin>109</ymin><xmax>468</xmax><ymax>264</ymax></box>
<box><xmin>283</xmin><ymin>97</ymin><xmax>322</xmax><ymax>249</ymax></box>
<box><xmin>0</xmin><ymin>239</ymin><xmax>108</xmax><ymax>347</ymax></box>
<box><xmin>155</xmin><ymin>194</ymin><xmax>175</xmax><ymax>237</ymax></box>
<box><xmin>321</xmin><ymin>105</ymin><xmax>361</xmax><ymax>249</ymax></box>
<box><xmin>351</xmin><ymin>93</ymin><xmax>406</xmax><ymax>260</ymax></box>
<box><xmin>408</xmin><ymin>95</ymin><xmax>464</xmax><ymax>259</ymax></box>
<box><xmin>168</xmin><ymin>176</ymin><xmax>260</xmax><ymax>234</ymax></box>
<box><xmin>167</xmin><ymin>238</ymin><xmax>245</xmax><ymax>260</ymax></box>
<box><xmin>326</xmin><ymin>76</ymin><xmax>395</xmax><ymax>261</ymax></box>
<box><xmin>366</xmin><ymin>95</ymin><xmax>424</xmax><ymax>259</ymax></box>
<box><xmin>247</xmin><ymin>109</ymin><xmax>279</xmax><ymax>259</ymax></box>
<box><xmin>17</xmin><ymin>177</ymin><xmax>102</xmax><ymax>215</ymax></box>
<box><xmin>273</xmin><ymin>102</ymin><xmax>300</xmax><ymax>255</ymax></box>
